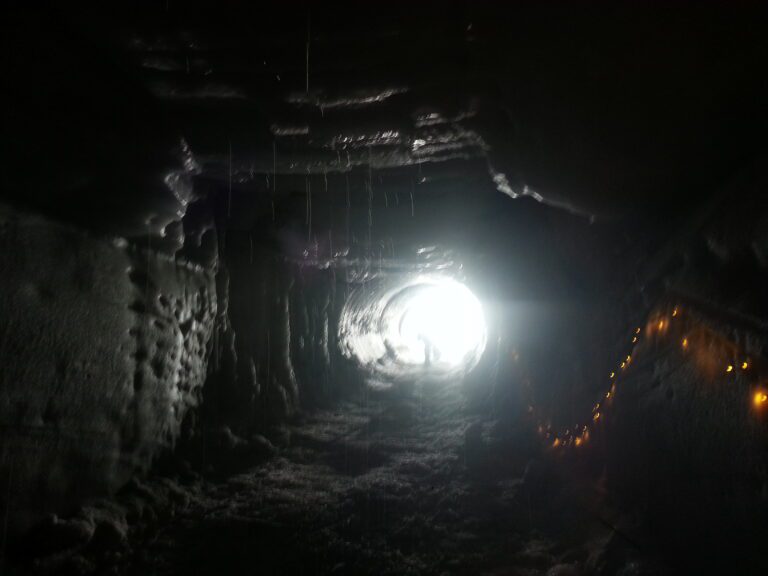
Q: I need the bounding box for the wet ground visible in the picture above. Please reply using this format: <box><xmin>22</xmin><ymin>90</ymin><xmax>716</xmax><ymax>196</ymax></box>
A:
<box><xmin>15</xmin><ymin>380</ymin><xmax>666</xmax><ymax>576</ymax></box>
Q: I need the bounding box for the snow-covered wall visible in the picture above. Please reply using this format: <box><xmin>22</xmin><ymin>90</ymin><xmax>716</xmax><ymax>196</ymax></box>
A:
<box><xmin>0</xmin><ymin>206</ymin><xmax>216</xmax><ymax>531</ymax></box>
<box><xmin>595</xmin><ymin>174</ymin><xmax>768</xmax><ymax>570</ymax></box>
<box><xmin>201</xmin><ymin>229</ymin><xmax>340</xmax><ymax>438</ymax></box>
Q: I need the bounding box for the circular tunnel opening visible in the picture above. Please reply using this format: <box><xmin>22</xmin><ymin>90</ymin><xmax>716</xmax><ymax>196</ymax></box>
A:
<box><xmin>339</xmin><ymin>275</ymin><xmax>487</xmax><ymax>385</ymax></box>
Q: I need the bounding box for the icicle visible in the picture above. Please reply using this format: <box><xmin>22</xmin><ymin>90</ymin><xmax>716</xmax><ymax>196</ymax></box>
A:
<box><xmin>305</xmin><ymin>10</ymin><xmax>311</xmax><ymax>95</ymax></box>
<box><xmin>146</xmin><ymin>222</ymin><xmax>151</xmax><ymax>302</ymax></box>
<box><xmin>228</xmin><ymin>140</ymin><xmax>232</xmax><ymax>218</ymax></box>
<box><xmin>346</xmin><ymin>174</ymin><xmax>351</xmax><ymax>207</ymax></box>
<box><xmin>272</xmin><ymin>141</ymin><xmax>276</xmax><ymax>222</ymax></box>
<box><xmin>306</xmin><ymin>174</ymin><xmax>312</xmax><ymax>243</ymax></box>
<box><xmin>367</xmin><ymin>179</ymin><xmax>373</xmax><ymax>249</ymax></box>
<box><xmin>368</xmin><ymin>147</ymin><xmax>373</xmax><ymax>249</ymax></box>
<box><xmin>345</xmin><ymin>173</ymin><xmax>351</xmax><ymax>246</ymax></box>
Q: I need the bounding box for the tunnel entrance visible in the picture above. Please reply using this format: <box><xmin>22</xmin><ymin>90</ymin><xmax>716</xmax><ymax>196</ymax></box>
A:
<box><xmin>339</xmin><ymin>272</ymin><xmax>487</xmax><ymax>386</ymax></box>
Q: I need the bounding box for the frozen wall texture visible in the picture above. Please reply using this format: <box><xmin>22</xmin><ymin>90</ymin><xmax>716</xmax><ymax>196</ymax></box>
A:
<box><xmin>0</xmin><ymin>205</ymin><xmax>216</xmax><ymax>531</ymax></box>
<box><xmin>596</xmin><ymin>168</ymin><xmax>768</xmax><ymax>570</ymax></box>
<box><xmin>201</xmin><ymin>229</ymin><xmax>340</xmax><ymax>439</ymax></box>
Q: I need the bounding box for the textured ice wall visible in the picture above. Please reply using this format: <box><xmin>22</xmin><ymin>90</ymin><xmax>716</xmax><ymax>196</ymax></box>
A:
<box><xmin>207</xmin><ymin>230</ymin><xmax>341</xmax><ymax>434</ymax></box>
<box><xmin>0</xmin><ymin>206</ymin><xmax>216</xmax><ymax>531</ymax></box>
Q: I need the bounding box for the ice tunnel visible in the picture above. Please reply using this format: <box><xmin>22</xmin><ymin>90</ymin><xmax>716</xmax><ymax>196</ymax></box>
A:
<box><xmin>2</xmin><ymin>2</ymin><xmax>768</xmax><ymax>575</ymax></box>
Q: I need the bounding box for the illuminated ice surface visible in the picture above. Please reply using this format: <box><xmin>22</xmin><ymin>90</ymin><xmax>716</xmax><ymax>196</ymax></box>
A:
<box><xmin>339</xmin><ymin>275</ymin><xmax>487</xmax><ymax>384</ymax></box>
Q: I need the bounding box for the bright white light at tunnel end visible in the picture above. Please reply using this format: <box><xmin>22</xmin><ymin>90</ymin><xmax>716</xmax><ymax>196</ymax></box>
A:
<box><xmin>339</xmin><ymin>274</ymin><xmax>488</xmax><ymax>383</ymax></box>
<box><xmin>395</xmin><ymin>276</ymin><xmax>487</xmax><ymax>370</ymax></box>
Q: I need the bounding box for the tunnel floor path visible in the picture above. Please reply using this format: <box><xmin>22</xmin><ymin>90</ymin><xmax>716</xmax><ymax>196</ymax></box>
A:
<box><xmin>112</xmin><ymin>381</ymin><xmax>653</xmax><ymax>576</ymax></box>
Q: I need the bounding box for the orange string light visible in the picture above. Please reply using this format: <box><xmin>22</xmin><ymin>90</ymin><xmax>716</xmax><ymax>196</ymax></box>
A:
<box><xmin>526</xmin><ymin>303</ymin><xmax>763</xmax><ymax>453</ymax></box>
